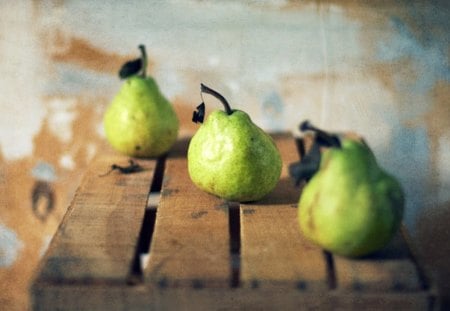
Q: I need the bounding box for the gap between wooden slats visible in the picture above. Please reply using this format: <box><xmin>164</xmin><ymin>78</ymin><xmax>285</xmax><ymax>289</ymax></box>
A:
<box><xmin>35</xmin><ymin>154</ymin><xmax>157</xmax><ymax>284</ymax></box>
<box><xmin>291</xmin><ymin>132</ymin><xmax>426</xmax><ymax>296</ymax></box>
<box><xmin>240</xmin><ymin>133</ymin><xmax>329</xmax><ymax>291</ymax></box>
<box><xmin>144</xmin><ymin>139</ymin><xmax>231</xmax><ymax>288</ymax></box>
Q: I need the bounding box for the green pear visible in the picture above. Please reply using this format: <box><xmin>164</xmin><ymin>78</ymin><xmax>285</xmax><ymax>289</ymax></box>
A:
<box><xmin>296</xmin><ymin>122</ymin><xmax>404</xmax><ymax>257</ymax></box>
<box><xmin>187</xmin><ymin>84</ymin><xmax>282</xmax><ymax>202</ymax></box>
<box><xmin>103</xmin><ymin>45</ymin><xmax>179</xmax><ymax>158</ymax></box>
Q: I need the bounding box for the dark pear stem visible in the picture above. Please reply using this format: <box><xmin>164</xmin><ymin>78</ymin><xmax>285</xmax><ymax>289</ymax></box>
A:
<box><xmin>300</xmin><ymin>120</ymin><xmax>316</xmax><ymax>132</ymax></box>
<box><xmin>138</xmin><ymin>44</ymin><xmax>147</xmax><ymax>78</ymax></box>
<box><xmin>300</xmin><ymin>120</ymin><xmax>341</xmax><ymax>148</ymax></box>
<box><xmin>200</xmin><ymin>83</ymin><xmax>233</xmax><ymax>115</ymax></box>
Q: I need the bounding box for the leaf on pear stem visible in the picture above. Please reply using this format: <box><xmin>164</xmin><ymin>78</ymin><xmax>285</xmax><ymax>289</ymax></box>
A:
<box><xmin>289</xmin><ymin>140</ymin><xmax>322</xmax><ymax>185</ymax></box>
<box><xmin>300</xmin><ymin>120</ymin><xmax>341</xmax><ymax>148</ymax></box>
<box><xmin>119</xmin><ymin>58</ymin><xmax>143</xmax><ymax>79</ymax></box>
<box><xmin>192</xmin><ymin>102</ymin><xmax>206</xmax><ymax>123</ymax></box>
<box><xmin>290</xmin><ymin>120</ymin><xmax>344</xmax><ymax>185</ymax></box>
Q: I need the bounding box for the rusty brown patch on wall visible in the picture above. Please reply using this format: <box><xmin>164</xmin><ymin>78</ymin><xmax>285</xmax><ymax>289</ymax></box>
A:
<box><xmin>368</xmin><ymin>59</ymin><xmax>419</xmax><ymax>100</ymax></box>
<box><xmin>172</xmin><ymin>98</ymin><xmax>199</xmax><ymax>137</ymax></box>
<box><xmin>283</xmin><ymin>0</ymin><xmax>366</xmax><ymax>10</ymax></box>
<box><xmin>424</xmin><ymin>80</ymin><xmax>450</xmax><ymax>191</ymax></box>
<box><xmin>425</xmin><ymin>80</ymin><xmax>450</xmax><ymax>135</ymax></box>
<box><xmin>30</xmin><ymin>96</ymin><xmax>108</xmax><ymax>224</ymax></box>
<box><xmin>284</xmin><ymin>0</ymin><xmax>401</xmax><ymax>18</ymax></box>
<box><xmin>0</xmin><ymin>96</ymin><xmax>107</xmax><ymax>310</ymax></box>
<box><xmin>0</xmin><ymin>156</ymin><xmax>48</xmax><ymax>311</ymax></box>
<box><xmin>48</xmin><ymin>34</ymin><xmax>153</xmax><ymax>75</ymax></box>
<box><xmin>280</xmin><ymin>72</ymin><xmax>339</xmax><ymax>114</ymax></box>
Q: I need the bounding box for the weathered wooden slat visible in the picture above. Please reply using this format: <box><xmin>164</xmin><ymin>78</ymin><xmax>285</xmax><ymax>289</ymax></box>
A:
<box><xmin>240</xmin><ymin>133</ymin><xmax>329</xmax><ymax>290</ymax></box>
<box><xmin>333</xmin><ymin>229</ymin><xmax>423</xmax><ymax>292</ymax></box>
<box><xmin>145</xmin><ymin>141</ymin><xmax>231</xmax><ymax>288</ymax></box>
<box><xmin>32</xmin><ymin>285</ymin><xmax>332</xmax><ymax>311</ymax></box>
<box><xmin>31</xmin><ymin>135</ymin><xmax>439</xmax><ymax>311</ymax></box>
<box><xmin>35</xmin><ymin>154</ymin><xmax>156</xmax><ymax>283</ymax></box>
<box><xmin>32</xmin><ymin>284</ymin><xmax>154</xmax><ymax>311</ymax></box>
<box><xmin>150</xmin><ymin>288</ymin><xmax>333</xmax><ymax>311</ymax></box>
<box><xmin>32</xmin><ymin>282</ymin><xmax>434</xmax><ymax>311</ymax></box>
<box><xmin>327</xmin><ymin>291</ymin><xmax>432</xmax><ymax>311</ymax></box>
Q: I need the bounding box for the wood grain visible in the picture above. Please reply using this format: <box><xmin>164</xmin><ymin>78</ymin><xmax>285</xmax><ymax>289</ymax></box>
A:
<box><xmin>144</xmin><ymin>144</ymin><xmax>231</xmax><ymax>288</ymax></box>
<box><xmin>35</xmin><ymin>153</ymin><xmax>156</xmax><ymax>283</ymax></box>
<box><xmin>334</xmin><ymin>230</ymin><xmax>423</xmax><ymax>292</ymax></box>
<box><xmin>240</xmin><ymin>133</ymin><xmax>329</xmax><ymax>290</ymax></box>
<box><xmin>31</xmin><ymin>134</ymin><xmax>439</xmax><ymax>310</ymax></box>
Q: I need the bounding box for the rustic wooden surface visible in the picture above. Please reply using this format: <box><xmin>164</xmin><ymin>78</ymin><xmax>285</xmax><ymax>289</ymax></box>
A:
<box><xmin>144</xmin><ymin>154</ymin><xmax>231</xmax><ymax>288</ymax></box>
<box><xmin>31</xmin><ymin>134</ymin><xmax>439</xmax><ymax>310</ymax></box>
<box><xmin>240</xmin><ymin>134</ymin><xmax>329</xmax><ymax>291</ymax></box>
<box><xmin>32</xmin><ymin>153</ymin><xmax>157</xmax><ymax>284</ymax></box>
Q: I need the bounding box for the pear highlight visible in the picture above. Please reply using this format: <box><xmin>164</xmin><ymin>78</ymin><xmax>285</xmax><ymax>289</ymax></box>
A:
<box><xmin>293</xmin><ymin>121</ymin><xmax>404</xmax><ymax>258</ymax></box>
<box><xmin>187</xmin><ymin>84</ymin><xmax>282</xmax><ymax>202</ymax></box>
<box><xmin>103</xmin><ymin>45</ymin><xmax>179</xmax><ymax>158</ymax></box>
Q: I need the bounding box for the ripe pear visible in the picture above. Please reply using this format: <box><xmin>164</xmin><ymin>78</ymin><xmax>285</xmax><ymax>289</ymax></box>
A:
<box><xmin>296</xmin><ymin>121</ymin><xmax>404</xmax><ymax>257</ymax></box>
<box><xmin>187</xmin><ymin>84</ymin><xmax>282</xmax><ymax>202</ymax></box>
<box><xmin>103</xmin><ymin>45</ymin><xmax>179</xmax><ymax>157</ymax></box>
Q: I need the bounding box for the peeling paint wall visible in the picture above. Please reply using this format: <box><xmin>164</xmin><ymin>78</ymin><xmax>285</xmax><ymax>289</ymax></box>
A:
<box><xmin>0</xmin><ymin>1</ymin><xmax>449</xmax><ymax>309</ymax></box>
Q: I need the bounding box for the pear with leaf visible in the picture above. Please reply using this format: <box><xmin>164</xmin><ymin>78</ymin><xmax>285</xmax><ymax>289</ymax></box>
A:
<box><xmin>103</xmin><ymin>45</ymin><xmax>179</xmax><ymax>157</ymax></box>
<box><xmin>290</xmin><ymin>121</ymin><xmax>404</xmax><ymax>257</ymax></box>
<box><xmin>188</xmin><ymin>84</ymin><xmax>282</xmax><ymax>202</ymax></box>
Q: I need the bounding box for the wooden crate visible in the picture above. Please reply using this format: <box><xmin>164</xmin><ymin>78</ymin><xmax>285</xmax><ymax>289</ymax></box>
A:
<box><xmin>31</xmin><ymin>134</ymin><xmax>439</xmax><ymax>310</ymax></box>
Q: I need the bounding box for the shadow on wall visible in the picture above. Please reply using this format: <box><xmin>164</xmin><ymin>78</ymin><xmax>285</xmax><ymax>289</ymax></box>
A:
<box><xmin>376</xmin><ymin>122</ymin><xmax>450</xmax><ymax>307</ymax></box>
<box><xmin>375</xmin><ymin>123</ymin><xmax>430</xmax><ymax>231</ymax></box>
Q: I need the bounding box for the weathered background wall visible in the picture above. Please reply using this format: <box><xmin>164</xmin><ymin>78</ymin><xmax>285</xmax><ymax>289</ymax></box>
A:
<box><xmin>0</xmin><ymin>0</ymin><xmax>449</xmax><ymax>309</ymax></box>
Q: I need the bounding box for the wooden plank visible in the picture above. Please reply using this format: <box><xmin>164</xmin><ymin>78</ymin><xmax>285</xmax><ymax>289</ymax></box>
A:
<box><xmin>333</xmin><ymin>230</ymin><xmax>423</xmax><ymax>292</ymax></box>
<box><xmin>32</xmin><ymin>284</ymin><xmax>154</xmax><ymax>311</ymax></box>
<box><xmin>401</xmin><ymin>227</ymin><xmax>441</xmax><ymax>310</ymax></box>
<box><xmin>151</xmin><ymin>288</ymin><xmax>333</xmax><ymax>311</ymax></box>
<box><xmin>32</xmin><ymin>284</ymin><xmax>333</xmax><ymax>311</ymax></box>
<box><xmin>240</xmin><ymin>133</ymin><xmax>329</xmax><ymax>290</ymax></box>
<box><xmin>145</xmin><ymin>139</ymin><xmax>231</xmax><ymax>288</ymax></box>
<box><xmin>31</xmin><ymin>135</ymin><xmax>439</xmax><ymax>310</ymax></box>
<box><xmin>327</xmin><ymin>291</ymin><xmax>432</xmax><ymax>311</ymax></box>
<box><xmin>154</xmin><ymin>289</ymin><xmax>433</xmax><ymax>311</ymax></box>
<box><xmin>35</xmin><ymin>153</ymin><xmax>156</xmax><ymax>284</ymax></box>
<box><xmin>32</xmin><ymin>282</ymin><xmax>433</xmax><ymax>311</ymax></box>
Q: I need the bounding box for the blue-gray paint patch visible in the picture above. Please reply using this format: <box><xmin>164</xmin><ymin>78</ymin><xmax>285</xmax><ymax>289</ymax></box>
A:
<box><xmin>376</xmin><ymin>125</ymin><xmax>431</xmax><ymax>232</ymax></box>
<box><xmin>379</xmin><ymin>16</ymin><xmax>450</xmax><ymax>80</ymax></box>
<box><xmin>31</xmin><ymin>161</ymin><xmax>56</xmax><ymax>182</ymax></box>
<box><xmin>261</xmin><ymin>90</ymin><xmax>284</xmax><ymax>131</ymax></box>
<box><xmin>0</xmin><ymin>223</ymin><xmax>24</xmax><ymax>267</ymax></box>
<box><xmin>46</xmin><ymin>63</ymin><xmax>119</xmax><ymax>97</ymax></box>
<box><xmin>376</xmin><ymin>15</ymin><xmax>450</xmax><ymax>121</ymax></box>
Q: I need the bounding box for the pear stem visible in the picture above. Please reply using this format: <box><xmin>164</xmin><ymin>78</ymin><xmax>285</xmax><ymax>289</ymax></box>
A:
<box><xmin>138</xmin><ymin>44</ymin><xmax>147</xmax><ymax>78</ymax></box>
<box><xmin>300</xmin><ymin>120</ymin><xmax>322</xmax><ymax>133</ymax></box>
<box><xmin>200</xmin><ymin>83</ymin><xmax>233</xmax><ymax>115</ymax></box>
<box><xmin>300</xmin><ymin>120</ymin><xmax>341</xmax><ymax>148</ymax></box>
